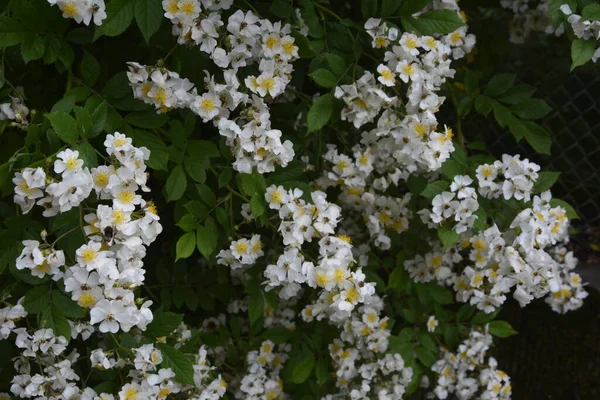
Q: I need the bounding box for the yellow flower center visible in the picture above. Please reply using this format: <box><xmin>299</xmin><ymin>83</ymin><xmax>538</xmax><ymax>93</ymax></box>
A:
<box><xmin>94</xmin><ymin>172</ymin><xmax>110</xmax><ymax>187</ymax></box>
<box><xmin>282</xmin><ymin>41</ymin><xmax>296</xmax><ymax>55</ymax></box>
<box><xmin>63</xmin><ymin>2</ymin><xmax>78</xmax><ymax>17</ymax></box>
<box><xmin>261</xmin><ymin>77</ymin><xmax>276</xmax><ymax>91</ymax></box>
<box><xmin>380</xmin><ymin>68</ymin><xmax>394</xmax><ymax>81</ymax></box>
<box><xmin>265</xmin><ymin>36</ymin><xmax>279</xmax><ymax>49</ymax></box>
<box><xmin>200</xmin><ymin>98</ymin><xmax>216</xmax><ymax>112</ymax></box>
<box><xmin>124</xmin><ymin>387</ymin><xmax>139</xmax><ymax>400</ymax></box>
<box><xmin>166</xmin><ymin>0</ymin><xmax>179</xmax><ymax>14</ymax></box>
<box><xmin>405</xmin><ymin>37</ymin><xmax>418</xmax><ymax>49</ymax></box>
<box><xmin>180</xmin><ymin>1</ymin><xmax>197</xmax><ymax>15</ymax></box>
<box><xmin>345</xmin><ymin>287</ymin><xmax>359</xmax><ymax>303</ymax></box>
<box><xmin>78</xmin><ymin>292</ymin><xmax>97</xmax><ymax>308</ymax></box>
<box><xmin>375</xmin><ymin>37</ymin><xmax>387</xmax><ymax>48</ymax></box>
<box><xmin>81</xmin><ymin>248</ymin><xmax>97</xmax><ymax>263</ymax></box>
<box><xmin>66</xmin><ymin>156</ymin><xmax>79</xmax><ymax>171</ymax></box>
<box><xmin>117</xmin><ymin>190</ymin><xmax>135</xmax><ymax>204</ymax></box>
<box><xmin>235</xmin><ymin>242</ymin><xmax>248</xmax><ymax>254</ymax></box>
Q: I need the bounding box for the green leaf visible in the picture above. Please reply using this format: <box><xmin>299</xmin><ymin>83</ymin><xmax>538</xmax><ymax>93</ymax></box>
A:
<box><xmin>102</xmin><ymin>72</ymin><xmax>131</xmax><ymax>99</ymax></box>
<box><xmin>135</xmin><ymin>0</ymin><xmax>163</xmax><ymax>43</ymax></box>
<box><xmin>512</xmin><ymin>99</ymin><xmax>552</xmax><ymax>120</ymax></box>
<box><xmin>316</xmin><ymin>357</ymin><xmax>329</xmax><ymax>384</ymax></box>
<box><xmin>521</xmin><ymin>120</ymin><xmax>551</xmax><ymax>155</ymax></box>
<box><xmin>417</xmin><ymin>332</ymin><xmax>437</xmax><ymax>352</ymax></box>
<box><xmin>292</xmin><ymin>356</ymin><xmax>315</xmax><ymax>384</ymax></box>
<box><xmin>488</xmin><ymin>321</ymin><xmax>518</xmax><ymax>337</ymax></box>
<box><xmin>145</xmin><ymin>311</ymin><xmax>184</xmax><ymax>338</ymax></box>
<box><xmin>263</xmin><ymin>327</ymin><xmax>293</xmax><ymax>344</ymax></box>
<box><xmin>323</xmin><ymin>53</ymin><xmax>347</xmax><ymax>76</ymax></box>
<box><xmin>388</xmin><ymin>266</ymin><xmax>410</xmax><ymax>291</ymax></box>
<box><xmin>484</xmin><ymin>73</ymin><xmax>516</xmax><ymax>97</ymax></box>
<box><xmin>402</xmin><ymin>10</ymin><xmax>466</xmax><ymax>36</ymax></box>
<box><xmin>126</xmin><ymin>110</ymin><xmax>169</xmax><ymax>128</ymax></box>
<box><xmin>534</xmin><ymin>171</ymin><xmax>561</xmax><ymax>193</ymax></box>
<box><xmin>166</xmin><ymin>166</ymin><xmax>187</xmax><ymax>202</ymax></box>
<box><xmin>196</xmin><ymin>183</ymin><xmax>216</xmax><ymax>207</ymax></box>
<box><xmin>474</xmin><ymin>95</ymin><xmax>495</xmax><ymax>117</ymax></box>
<box><xmin>548</xmin><ymin>0</ymin><xmax>577</xmax><ymax>26</ymax></box>
<box><xmin>184</xmin><ymin>160</ymin><xmax>207</xmax><ymax>183</ymax></box>
<box><xmin>218</xmin><ymin>168</ymin><xmax>232</xmax><ymax>188</ymax></box>
<box><xmin>248</xmin><ymin>293</ymin><xmax>264</xmax><ymax>324</ymax></box>
<box><xmin>307</xmin><ymin>93</ymin><xmax>333</xmax><ymax>133</ymax></box>
<box><xmin>41</xmin><ymin>305</ymin><xmax>71</xmax><ymax>340</ymax></box>
<box><xmin>496</xmin><ymin>84</ymin><xmax>537</xmax><ymax>105</ymax></box>
<box><xmin>196</xmin><ymin>225</ymin><xmax>215</xmax><ymax>259</ymax></box>
<box><xmin>441</xmin><ymin>159</ymin><xmax>463</xmax><ymax>180</ymax></box>
<box><xmin>415</xmin><ymin>346</ymin><xmax>436</xmax><ymax>368</ymax></box>
<box><xmin>177</xmin><ymin>214</ymin><xmax>198</xmax><ymax>232</ymax></box>
<box><xmin>456</xmin><ymin>304</ymin><xmax>475</xmax><ymax>322</ymax></box>
<box><xmin>94</xmin><ymin>0</ymin><xmax>135</xmax><ymax>40</ymax></box>
<box><xmin>309</xmin><ymin>68</ymin><xmax>337</xmax><ymax>88</ymax></box>
<box><xmin>73</xmin><ymin>106</ymin><xmax>94</xmax><ymax>140</ymax></box>
<box><xmin>155</xmin><ymin>343</ymin><xmax>195</xmax><ymax>385</ymax></box>
<box><xmin>270</xmin><ymin>0</ymin><xmax>293</xmax><ymax>19</ymax></box>
<box><xmin>472</xmin><ymin>308</ymin><xmax>501</xmax><ymax>325</ymax></box>
<box><xmin>549</xmin><ymin>199</ymin><xmax>579</xmax><ymax>220</ymax></box>
<box><xmin>399</xmin><ymin>0</ymin><xmax>429</xmax><ymax>16</ymax></box>
<box><xmin>582</xmin><ymin>4</ymin><xmax>600</xmax><ymax>20</ymax></box>
<box><xmin>89</xmin><ymin>101</ymin><xmax>108</xmax><ymax>136</ymax></box>
<box><xmin>250</xmin><ymin>193</ymin><xmax>266</xmax><ymax>217</ymax></box>
<box><xmin>428</xmin><ymin>284</ymin><xmax>454</xmax><ymax>305</ymax></box>
<box><xmin>420</xmin><ymin>181</ymin><xmax>448</xmax><ymax>199</ymax></box>
<box><xmin>21</xmin><ymin>35</ymin><xmax>45</xmax><ymax>64</ymax></box>
<box><xmin>74</xmin><ymin>142</ymin><xmax>98</xmax><ymax>168</ymax></box>
<box><xmin>438</xmin><ymin>225</ymin><xmax>460</xmax><ymax>250</ymax></box>
<box><xmin>52</xmin><ymin>292</ymin><xmax>84</xmax><ymax>318</ymax></box>
<box><xmin>176</xmin><ymin>231</ymin><xmax>196</xmax><ymax>261</ymax></box>
<box><xmin>23</xmin><ymin>285</ymin><xmax>50</xmax><ymax>314</ymax></box>
<box><xmin>80</xmin><ymin>50</ymin><xmax>100</xmax><ymax>86</ymax></box>
<box><xmin>45</xmin><ymin>111</ymin><xmax>79</xmax><ymax>144</ymax></box>
<box><xmin>571</xmin><ymin>39</ymin><xmax>595</xmax><ymax>71</ymax></box>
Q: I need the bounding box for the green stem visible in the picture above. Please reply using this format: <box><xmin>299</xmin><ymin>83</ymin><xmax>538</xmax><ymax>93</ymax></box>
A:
<box><xmin>446</xmin><ymin>82</ymin><xmax>465</xmax><ymax>149</ymax></box>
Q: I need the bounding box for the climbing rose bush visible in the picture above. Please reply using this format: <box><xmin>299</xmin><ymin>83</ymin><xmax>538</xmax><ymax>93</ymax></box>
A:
<box><xmin>0</xmin><ymin>0</ymin><xmax>590</xmax><ymax>399</ymax></box>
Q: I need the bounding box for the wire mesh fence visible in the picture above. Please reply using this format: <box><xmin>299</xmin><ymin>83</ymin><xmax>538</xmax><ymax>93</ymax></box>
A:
<box><xmin>462</xmin><ymin>43</ymin><xmax>600</xmax><ymax>229</ymax></box>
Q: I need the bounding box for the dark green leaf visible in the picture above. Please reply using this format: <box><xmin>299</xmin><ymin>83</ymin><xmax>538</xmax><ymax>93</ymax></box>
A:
<box><xmin>307</xmin><ymin>93</ymin><xmax>333</xmax><ymax>133</ymax></box>
<box><xmin>582</xmin><ymin>4</ymin><xmax>600</xmax><ymax>20</ymax></box>
<box><xmin>135</xmin><ymin>0</ymin><xmax>163</xmax><ymax>43</ymax></box>
<box><xmin>41</xmin><ymin>305</ymin><xmax>71</xmax><ymax>340</ymax></box>
<box><xmin>45</xmin><ymin>111</ymin><xmax>79</xmax><ymax>144</ymax></box>
<box><xmin>248</xmin><ymin>293</ymin><xmax>264</xmax><ymax>324</ymax></box>
<box><xmin>534</xmin><ymin>171</ymin><xmax>561</xmax><ymax>193</ymax></box>
<box><xmin>399</xmin><ymin>0</ymin><xmax>430</xmax><ymax>16</ymax></box>
<box><xmin>309</xmin><ymin>68</ymin><xmax>337</xmax><ymax>88</ymax></box>
<box><xmin>484</xmin><ymin>73</ymin><xmax>516</xmax><ymax>97</ymax></box>
<box><xmin>126</xmin><ymin>110</ymin><xmax>168</xmax><ymax>128</ymax></box>
<box><xmin>155</xmin><ymin>343</ymin><xmax>195</xmax><ymax>385</ymax></box>
<box><xmin>571</xmin><ymin>39</ymin><xmax>595</xmax><ymax>71</ymax></box>
<box><xmin>292</xmin><ymin>356</ymin><xmax>315</xmax><ymax>384</ymax></box>
<box><xmin>402</xmin><ymin>10</ymin><xmax>466</xmax><ymax>36</ymax></box>
<box><xmin>94</xmin><ymin>0</ymin><xmax>136</xmax><ymax>40</ymax></box>
<box><xmin>420</xmin><ymin>181</ymin><xmax>448</xmax><ymax>199</ymax></box>
<box><xmin>488</xmin><ymin>320</ymin><xmax>518</xmax><ymax>337</ymax></box>
<box><xmin>80</xmin><ymin>50</ymin><xmax>100</xmax><ymax>86</ymax></box>
<box><xmin>166</xmin><ymin>165</ymin><xmax>187</xmax><ymax>202</ymax></box>
<box><xmin>512</xmin><ymin>99</ymin><xmax>552</xmax><ymax>120</ymax></box>
<box><xmin>438</xmin><ymin>225</ymin><xmax>460</xmax><ymax>250</ymax></box>
<box><xmin>176</xmin><ymin>231</ymin><xmax>196</xmax><ymax>261</ymax></box>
